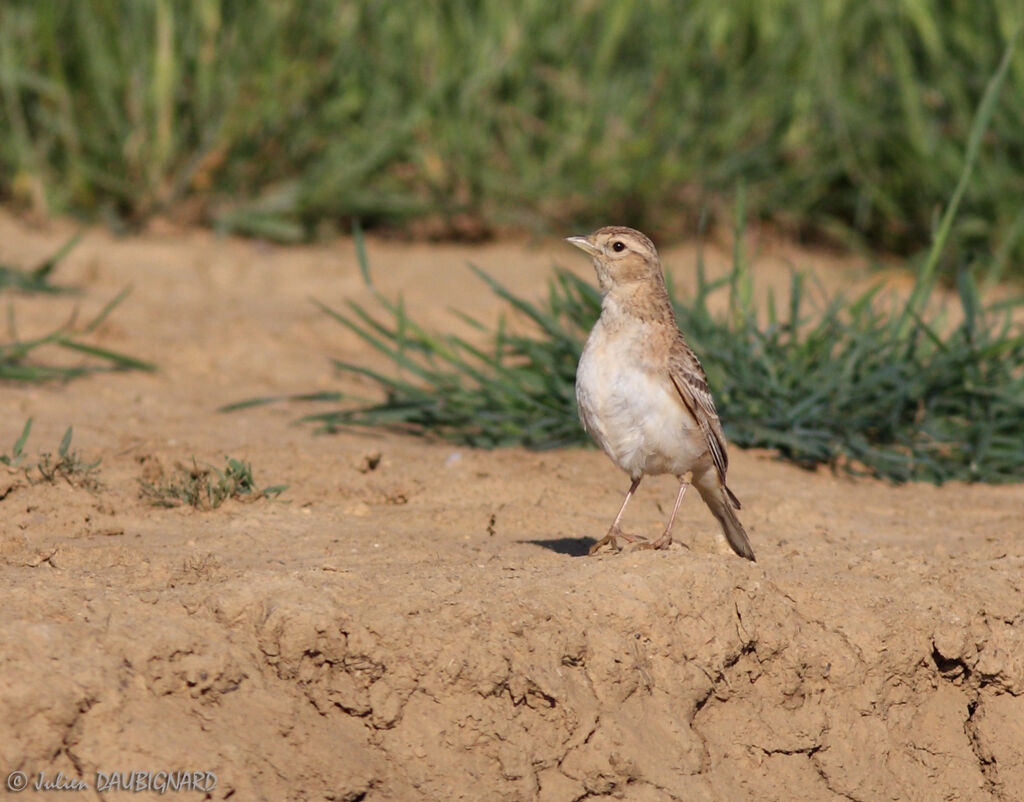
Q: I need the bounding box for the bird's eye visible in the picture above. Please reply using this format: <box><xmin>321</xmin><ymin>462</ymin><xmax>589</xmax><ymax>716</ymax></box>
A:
<box><xmin>611</xmin><ymin>241</ymin><xmax>625</xmax><ymax>253</ymax></box>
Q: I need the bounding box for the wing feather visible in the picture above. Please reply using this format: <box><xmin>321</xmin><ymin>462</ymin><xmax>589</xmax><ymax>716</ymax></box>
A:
<box><xmin>667</xmin><ymin>337</ymin><xmax>739</xmax><ymax>507</ymax></box>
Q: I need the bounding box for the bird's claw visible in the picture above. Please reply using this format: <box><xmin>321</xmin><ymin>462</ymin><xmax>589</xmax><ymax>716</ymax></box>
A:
<box><xmin>637</xmin><ymin>533</ymin><xmax>685</xmax><ymax>551</ymax></box>
<box><xmin>588</xmin><ymin>526</ymin><xmax>647</xmax><ymax>555</ymax></box>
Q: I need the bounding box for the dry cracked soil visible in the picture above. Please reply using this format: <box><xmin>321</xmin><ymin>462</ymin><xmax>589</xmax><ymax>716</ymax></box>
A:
<box><xmin>1</xmin><ymin>211</ymin><xmax>1022</xmax><ymax>801</ymax></box>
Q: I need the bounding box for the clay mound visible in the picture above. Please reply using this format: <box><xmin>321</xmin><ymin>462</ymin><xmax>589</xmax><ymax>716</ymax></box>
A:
<box><xmin>3</xmin><ymin>493</ymin><xmax>1023</xmax><ymax>801</ymax></box>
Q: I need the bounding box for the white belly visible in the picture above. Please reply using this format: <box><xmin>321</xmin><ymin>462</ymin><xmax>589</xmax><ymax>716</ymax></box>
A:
<box><xmin>576</xmin><ymin>321</ymin><xmax>705</xmax><ymax>479</ymax></box>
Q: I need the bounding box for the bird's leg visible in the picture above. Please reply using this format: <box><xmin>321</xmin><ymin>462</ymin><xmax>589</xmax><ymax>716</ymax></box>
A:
<box><xmin>644</xmin><ymin>478</ymin><xmax>690</xmax><ymax>551</ymax></box>
<box><xmin>589</xmin><ymin>477</ymin><xmax>645</xmax><ymax>554</ymax></box>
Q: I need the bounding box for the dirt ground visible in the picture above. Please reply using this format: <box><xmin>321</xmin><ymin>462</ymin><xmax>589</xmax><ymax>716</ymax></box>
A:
<box><xmin>1</xmin><ymin>209</ymin><xmax>1022</xmax><ymax>802</ymax></box>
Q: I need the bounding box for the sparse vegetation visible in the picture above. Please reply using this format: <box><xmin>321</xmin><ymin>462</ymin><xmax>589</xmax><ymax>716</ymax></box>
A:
<box><xmin>139</xmin><ymin>457</ymin><xmax>288</xmax><ymax>509</ymax></box>
<box><xmin>2</xmin><ymin>418</ymin><xmax>102</xmax><ymax>489</ymax></box>
<box><xmin>34</xmin><ymin>425</ymin><xmax>101</xmax><ymax>488</ymax></box>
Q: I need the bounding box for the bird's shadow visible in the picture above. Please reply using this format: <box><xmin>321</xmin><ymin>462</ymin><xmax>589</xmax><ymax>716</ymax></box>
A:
<box><xmin>521</xmin><ymin>537</ymin><xmax>595</xmax><ymax>557</ymax></box>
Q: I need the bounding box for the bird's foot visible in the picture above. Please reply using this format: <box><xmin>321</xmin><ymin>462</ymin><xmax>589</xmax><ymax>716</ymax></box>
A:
<box><xmin>638</xmin><ymin>532</ymin><xmax>688</xmax><ymax>551</ymax></box>
<box><xmin>588</xmin><ymin>526</ymin><xmax>647</xmax><ymax>555</ymax></box>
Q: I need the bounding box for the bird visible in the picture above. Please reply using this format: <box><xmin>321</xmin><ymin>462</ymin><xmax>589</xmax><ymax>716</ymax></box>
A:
<box><xmin>566</xmin><ymin>226</ymin><xmax>755</xmax><ymax>561</ymax></box>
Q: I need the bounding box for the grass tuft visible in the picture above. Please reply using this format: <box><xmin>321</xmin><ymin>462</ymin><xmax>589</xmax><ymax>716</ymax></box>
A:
<box><xmin>33</xmin><ymin>425</ymin><xmax>101</xmax><ymax>488</ymax></box>
<box><xmin>139</xmin><ymin>457</ymin><xmax>288</xmax><ymax>509</ymax></box>
<box><xmin>2</xmin><ymin>418</ymin><xmax>102</xmax><ymax>489</ymax></box>
<box><xmin>1</xmin><ymin>236</ymin><xmax>156</xmax><ymax>382</ymax></box>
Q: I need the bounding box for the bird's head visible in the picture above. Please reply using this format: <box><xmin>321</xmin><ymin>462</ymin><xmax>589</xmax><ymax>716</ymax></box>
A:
<box><xmin>565</xmin><ymin>226</ymin><xmax>662</xmax><ymax>292</ymax></box>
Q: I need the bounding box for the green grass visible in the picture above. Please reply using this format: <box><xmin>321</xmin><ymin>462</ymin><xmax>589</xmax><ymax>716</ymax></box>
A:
<box><xmin>1</xmin><ymin>2</ymin><xmax>1022</xmax><ymax>273</ymax></box>
<box><xmin>139</xmin><ymin>456</ymin><xmax>288</xmax><ymax>509</ymax></box>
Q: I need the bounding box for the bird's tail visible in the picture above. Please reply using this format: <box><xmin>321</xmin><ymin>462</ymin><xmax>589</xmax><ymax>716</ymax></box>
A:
<box><xmin>694</xmin><ymin>471</ymin><xmax>756</xmax><ymax>562</ymax></box>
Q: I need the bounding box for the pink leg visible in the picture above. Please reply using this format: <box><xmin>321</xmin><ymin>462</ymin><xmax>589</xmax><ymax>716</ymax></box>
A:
<box><xmin>647</xmin><ymin>479</ymin><xmax>689</xmax><ymax>550</ymax></box>
<box><xmin>609</xmin><ymin>476</ymin><xmax>641</xmax><ymax>531</ymax></box>
<box><xmin>588</xmin><ymin>477</ymin><xmax>645</xmax><ymax>554</ymax></box>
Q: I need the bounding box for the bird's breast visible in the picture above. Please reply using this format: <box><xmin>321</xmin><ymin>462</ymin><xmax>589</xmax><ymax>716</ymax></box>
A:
<box><xmin>576</xmin><ymin>320</ymin><xmax>705</xmax><ymax>478</ymax></box>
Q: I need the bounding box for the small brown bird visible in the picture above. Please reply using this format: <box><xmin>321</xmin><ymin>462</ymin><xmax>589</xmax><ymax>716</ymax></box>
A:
<box><xmin>566</xmin><ymin>226</ymin><xmax>755</xmax><ymax>561</ymax></box>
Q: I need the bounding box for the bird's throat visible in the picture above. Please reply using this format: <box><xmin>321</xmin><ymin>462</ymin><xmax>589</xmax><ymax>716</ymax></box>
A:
<box><xmin>601</xmin><ymin>281</ymin><xmax>675</xmax><ymax>326</ymax></box>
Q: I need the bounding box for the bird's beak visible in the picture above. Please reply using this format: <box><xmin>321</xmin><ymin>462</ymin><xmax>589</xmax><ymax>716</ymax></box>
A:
<box><xmin>565</xmin><ymin>236</ymin><xmax>601</xmax><ymax>257</ymax></box>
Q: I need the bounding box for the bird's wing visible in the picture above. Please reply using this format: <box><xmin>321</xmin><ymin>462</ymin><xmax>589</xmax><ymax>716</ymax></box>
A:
<box><xmin>667</xmin><ymin>337</ymin><xmax>734</xmax><ymax>496</ymax></box>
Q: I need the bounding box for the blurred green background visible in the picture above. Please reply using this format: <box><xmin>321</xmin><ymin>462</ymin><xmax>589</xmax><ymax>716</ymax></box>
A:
<box><xmin>1</xmin><ymin>0</ymin><xmax>1022</xmax><ymax>271</ymax></box>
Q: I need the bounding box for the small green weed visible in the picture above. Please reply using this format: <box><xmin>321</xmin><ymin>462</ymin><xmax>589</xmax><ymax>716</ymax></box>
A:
<box><xmin>34</xmin><ymin>426</ymin><xmax>101</xmax><ymax>488</ymax></box>
<box><xmin>139</xmin><ymin>457</ymin><xmax>288</xmax><ymax>510</ymax></box>
<box><xmin>2</xmin><ymin>418</ymin><xmax>102</xmax><ymax>489</ymax></box>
